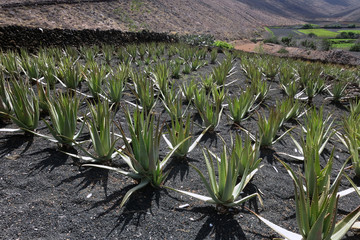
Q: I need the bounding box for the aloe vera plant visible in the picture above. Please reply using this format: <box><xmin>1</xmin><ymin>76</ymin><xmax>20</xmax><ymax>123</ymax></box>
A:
<box><xmin>200</xmin><ymin>74</ymin><xmax>214</xmax><ymax>93</ymax></box>
<box><xmin>75</xmin><ymin>100</ymin><xmax>119</xmax><ymax>162</ymax></box>
<box><xmin>19</xmin><ymin>49</ymin><xmax>41</xmax><ymax>81</ymax></box>
<box><xmin>182</xmin><ymin>63</ymin><xmax>191</xmax><ymax>74</ymax></box>
<box><xmin>181</xmin><ymin>79</ymin><xmax>197</xmax><ymax>103</ymax></box>
<box><xmin>230</xmin><ymin>134</ymin><xmax>262</xmax><ymax>177</ymax></box>
<box><xmin>131</xmin><ymin>71</ymin><xmax>156</xmax><ymax>113</ymax></box>
<box><xmin>39</xmin><ymin>92</ymin><xmax>84</xmax><ymax>148</ymax></box>
<box><xmin>6</xmin><ymin>79</ymin><xmax>39</xmax><ymax>131</ymax></box>
<box><xmin>57</xmin><ymin>58</ymin><xmax>83</xmax><ymax>90</ymax></box>
<box><xmin>252</xmin><ymin>157</ymin><xmax>360</xmax><ymax>240</ymax></box>
<box><xmin>277</xmin><ymin>98</ymin><xmax>302</xmax><ymax>122</ymax></box>
<box><xmin>152</xmin><ymin>62</ymin><xmax>170</xmax><ymax>99</ymax></box>
<box><xmin>101</xmin><ymin>44</ymin><xmax>114</xmax><ymax>64</ymax></box>
<box><xmin>163</xmin><ymin>93</ymin><xmax>188</xmax><ymax>121</ymax></box>
<box><xmin>260</xmin><ymin>57</ymin><xmax>279</xmax><ymax>80</ymax></box>
<box><xmin>337</xmin><ymin>114</ymin><xmax>360</xmax><ymax>177</ymax></box>
<box><xmin>349</xmin><ymin>98</ymin><xmax>360</xmax><ymax>117</ymax></box>
<box><xmin>210</xmin><ymin>48</ymin><xmax>218</xmax><ymax>64</ymax></box>
<box><xmin>281</xmin><ymin>80</ymin><xmax>299</xmax><ymax>99</ymax></box>
<box><xmin>86</xmin><ymin>62</ymin><xmax>108</xmax><ymax>99</ymax></box>
<box><xmin>283</xmin><ymin>107</ymin><xmax>334</xmax><ymax>161</ymax></box>
<box><xmin>1</xmin><ymin>50</ymin><xmax>19</xmax><ymax>76</ymax></box>
<box><xmin>326</xmin><ymin>81</ymin><xmax>347</xmax><ymax>102</ymax></box>
<box><xmin>227</xmin><ymin>87</ymin><xmax>258</xmax><ymax>124</ymax></box>
<box><xmin>170</xmin><ymin>61</ymin><xmax>181</xmax><ymax>79</ymax></box>
<box><xmin>256</xmin><ymin>108</ymin><xmax>292</xmax><ymax>147</ymax></box>
<box><xmin>168</xmin><ymin>145</ymin><xmax>262</xmax><ymax>209</ymax></box>
<box><xmin>84</xmin><ymin>108</ymin><xmax>188</xmax><ymax>207</ymax></box>
<box><xmin>211</xmin><ymin>57</ymin><xmax>235</xmax><ymax>86</ymax></box>
<box><xmin>194</xmin><ymin>88</ymin><xmax>223</xmax><ymax>132</ymax></box>
<box><xmin>250</xmin><ymin>77</ymin><xmax>269</xmax><ymax>102</ymax></box>
<box><xmin>279</xmin><ymin>64</ymin><xmax>296</xmax><ymax>86</ymax></box>
<box><xmin>163</xmin><ymin>115</ymin><xmax>209</xmax><ymax>158</ymax></box>
<box><xmin>0</xmin><ymin>74</ymin><xmax>11</xmax><ymax>120</ymax></box>
<box><xmin>105</xmin><ymin>64</ymin><xmax>128</xmax><ymax>104</ymax></box>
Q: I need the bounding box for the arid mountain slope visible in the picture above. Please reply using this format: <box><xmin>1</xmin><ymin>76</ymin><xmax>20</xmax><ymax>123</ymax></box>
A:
<box><xmin>0</xmin><ymin>0</ymin><xmax>359</xmax><ymax>39</ymax></box>
<box><xmin>239</xmin><ymin>0</ymin><xmax>360</xmax><ymax>21</ymax></box>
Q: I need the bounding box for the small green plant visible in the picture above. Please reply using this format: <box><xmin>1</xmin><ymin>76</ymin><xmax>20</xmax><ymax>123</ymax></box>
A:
<box><xmin>75</xmin><ymin>101</ymin><xmax>119</xmax><ymax>162</ymax></box>
<box><xmin>227</xmin><ymin>87</ymin><xmax>258</xmax><ymax>124</ymax></box>
<box><xmin>84</xmin><ymin>108</ymin><xmax>188</xmax><ymax>207</ymax></box>
<box><xmin>210</xmin><ymin>48</ymin><xmax>218</xmax><ymax>64</ymax></box>
<box><xmin>1</xmin><ymin>51</ymin><xmax>19</xmax><ymax>76</ymax></box>
<box><xmin>182</xmin><ymin>63</ymin><xmax>191</xmax><ymax>74</ymax></box>
<box><xmin>163</xmin><ymin>115</ymin><xmax>209</xmax><ymax>158</ymax></box>
<box><xmin>163</xmin><ymin>93</ymin><xmax>188</xmax><ymax>121</ymax></box>
<box><xmin>214</xmin><ymin>40</ymin><xmax>234</xmax><ymax>50</ymax></box>
<box><xmin>255</xmin><ymin>108</ymin><xmax>291</xmax><ymax>147</ymax></box>
<box><xmin>0</xmin><ymin>75</ymin><xmax>11</xmax><ymax>121</ymax></box>
<box><xmin>281</xmin><ymin>107</ymin><xmax>334</xmax><ymax>163</ymax></box>
<box><xmin>326</xmin><ymin>81</ymin><xmax>347</xmax><ymax>102</ymax></box>
<box><xmin>6</xmin><ymin>79</ymin><xmax>39</xmax><ymax>131</ymax></box>
<box><xmin>250</xmin><ymin>78</ymin><xmax>269</xmax><ymax>102</ymax></box>
<box><xmin>57</xmin><ymin>59</ymin><xmax>83</xmax><ymax>90</ymax></box>
<box><xmin>277</xmin><ymin>98</ymin><xmax>302</xmax><ymax>122</ymax></box>
<box><xmin>181</xmin><ymin>79</ymin><xmax>197</xmax><ymax>103</ymax></box>
<box><xmin>260</xmin><ymin>57</ymin><xmax>279</xmax><ymax>80</ymax></box>
<box><xmin>170</xmin><ymin>61</ymin><xmax>181</xmax><ymax>79</ymax></box>
<box><xmin>168</xmin><ymin>144</ymin><xmax>261</xmax><ymax>209</ymax></box>
<box><xmin>211</xmin><ymin>57</ymin><xmax>235</xmax><ymax>86</ymax></box>
<box><xmin>337</xmin><ymin>114</ymin><xmax>360</xmax><ymax>177</ymax></box>
<box><xmin>230</xmin><ymin>134</ymin><xmax>262</xmax><ymax>177</ymax></box>
<box><xmin>39</xmin><ymin>92</ymin><xmax>84</xmax><ymax>148</ymax></box>
<box><xmin>131</xmin><ymin>72</ymin><xmax>156</xmax><ymax>113</ymax></box>
<box><xmin>199</xmin><ymin>74</ymin><xmax>213</xmax><ymax>92</ymax></box>
<box><xmin>86</xmin><ymin>62</ymin><xmax>108</xmax><ymax>99</ymax></box>
<box><xmin>252</xmin><ymin>157</ymin><xmax>360</xmax><ymax>240</ymax></box>
<box><xmin>194</xmin><ymin>88</ymin><xmax>223</xmax><ymax>132</ymax></box>
<box><xmin>101</xmin><ymin>44</ymin><xmax>115</xmax><ymax>64</ymax></box>
<box><xmin>105</xmin><ymin>64</ymin><xmax>129</xmax><ymax>104</ymax></box>
<box><xmin>19</xmin><ymin>49</ymin><xmax>41</xmax><ymax>81</ymax></box>
<box><xmin>152</xmin><ymin>62</ymin><xmax>170</xmax><ymax>99</ymax></box>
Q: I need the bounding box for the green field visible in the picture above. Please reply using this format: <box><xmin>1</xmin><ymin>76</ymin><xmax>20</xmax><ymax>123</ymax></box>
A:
<box><xmin>297</xmin><ymin>29</ymin><xmax>338</xmax><ymax>38</ymax></box>
<box><xmin>329</xmin><ymin>39</ymin><xmax>356</xmax><ymax>43</ymax></box>
<box><xmin>264</xmin><ymin>27</ymin><xmax>275</xmax><ymax>37</ymax></box>
<box><xmin>331</xmin><ymin>43</ymin><xmax>354</xmax><ymax>49</ymax></box>
<box><xmin>338</xmin><ymin>30</ymin><xmax>360</xmax><ymax>34</ymax></box>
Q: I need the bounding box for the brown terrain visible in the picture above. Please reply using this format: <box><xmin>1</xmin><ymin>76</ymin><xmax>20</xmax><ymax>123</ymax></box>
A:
<box><xmin>0</xmin><ymin>0</ymin><xmax>359</xmax><ymax>40</ymax></box>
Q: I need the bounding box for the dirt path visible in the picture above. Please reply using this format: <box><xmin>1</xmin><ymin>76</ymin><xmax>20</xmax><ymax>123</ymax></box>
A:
<box><xmin>230</xmin><ymin>39</ymin><xmax>360</xmax><ymax>66</ymax></box>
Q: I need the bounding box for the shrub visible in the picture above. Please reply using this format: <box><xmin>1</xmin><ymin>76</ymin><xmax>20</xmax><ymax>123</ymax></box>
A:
<box><xmin>350</xmin><ymin>43</ymin><xmax>360</xmax><ymax>52</ymax></box>
<box><xmin>348</xmin><ymin>24</ymin><xmax>356</xmax><ymax>28</ymax></box>
<box><xmin>300</xmin><ymin>39</ymin><xmax>316</xmax><ymax>50</ymax></box>
<box><xmin>302</xmin><ymin>23</ymin><xmax>313</xmax><ymax>29</ymax></box>
<box><xmin>277</xmin><ymin>48</ymin><xmax>288</xmax><ymax>54</ymax></box>
<box><xmin>213</xmin><ymin>40</ymin><xmax>234</xmax><ymax>50</ymax></box>
<box><xmin>263</xmin><ymin>36</ymin><xmax>279</xmax><ymax>44</ymax></box>
<box><xmin>281</xmin><ymin>36</ymin><xmax>293</xmax><ymax>46</ymax></box>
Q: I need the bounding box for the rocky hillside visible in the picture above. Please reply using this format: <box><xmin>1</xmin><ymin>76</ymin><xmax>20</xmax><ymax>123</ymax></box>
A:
<box><xmin>0</xmin><ymin>0</ymin><xmax>359</xmax><ymax>39</ymax></box>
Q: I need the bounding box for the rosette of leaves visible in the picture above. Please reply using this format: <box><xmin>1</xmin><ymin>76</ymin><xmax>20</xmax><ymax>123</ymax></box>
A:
<box><xmin>167</xmin><ymin>144</ymin><xmax>262</xmax><ymax>209</ymax></box>
<box><xmin>337</xmin><ymin>114</ymin><xmax>360</xmax><ymax>177</ymax></box>
<box><xmin>252</xmin><ymin>157</ymin><xmax>360</xmax><ymax>240</ymax></box>
<box><xmin>84</xmin><ymin>108</ymin><xmax>188</xmax><ymax>207</ymax></box>
<box><xmin>6</xmin><ymin>79</ymin><xmax>39</xmax><ymax>132</ymax></box>
<box><xmin>227</xmin><ymin>87</ymin><xmax>259</xmax><ymax>124</ymax></box>
<box><xmin>39</xmin><ymin>92</ymin><xmax>84</xmax><ymax>148</ymax></box>
<box><xmin>73</xmin><ymin>100</ymin><xmax>119</xmax><ymax>162</ymax></box>
<box><xmin>105</xmin><ymin>64</ymin><xmax>129</xmax><ymax>104</ymax></box>
<box><xmin>163</xmin><ymin>115</ymin><xmax>209</xmax><ymax>158</ymax></box>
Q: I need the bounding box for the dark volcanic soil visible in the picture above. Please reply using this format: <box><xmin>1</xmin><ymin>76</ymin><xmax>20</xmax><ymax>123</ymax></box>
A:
<box><xmin>0</xmin><ymin>34</ymin><xmax>360</xmax><ymax>240</ymax></box>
